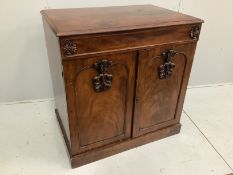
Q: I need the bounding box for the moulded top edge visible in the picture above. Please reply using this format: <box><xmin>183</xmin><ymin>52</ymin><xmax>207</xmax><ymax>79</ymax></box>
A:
<box><xmin>41</xmin><ymin>5</ymin><xmax>204</xmax><ymax>37</ymax></box>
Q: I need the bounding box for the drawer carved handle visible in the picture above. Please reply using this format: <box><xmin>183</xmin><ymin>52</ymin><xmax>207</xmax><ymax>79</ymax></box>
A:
<box><xmin>190</xmin><ymin>26</ymin><xmax>200</xmax><ymax>40</ymax></box>
<box><xmin>63</xmin><ymin>40</ymin><xmax>77</xmax><ymax>56</ymax></box>
<box><xmin>92</xmin><ymin>60</ymin><xmax>113</xmax><ymax>92</ymax></box>
<box><xmin>158</xmin><ymin>50</ymin><xmax>176</xmax><ymax>79</ymax></box>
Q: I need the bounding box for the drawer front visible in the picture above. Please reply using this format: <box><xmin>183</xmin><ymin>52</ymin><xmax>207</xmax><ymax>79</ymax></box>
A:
<box><xmin>63</xmin><ymin>52</ymin><xmax>136</xmax><ymax>154</ymax></box>
<box><xmin>60</xmin><ymin>24</ymin><xmax>201</xmax><ymax>58</ymax></box>
<box><xmin>133</xmin><ymin>43</ymin><xmax>197</xmax><ymax>137</ymax></box>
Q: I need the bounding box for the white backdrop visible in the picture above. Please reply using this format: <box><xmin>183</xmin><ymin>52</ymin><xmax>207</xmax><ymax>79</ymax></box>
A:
<box><xmin>0</xmin><ymin>0</ymin><xmax>233</xmax><ymax>103</ymax></box>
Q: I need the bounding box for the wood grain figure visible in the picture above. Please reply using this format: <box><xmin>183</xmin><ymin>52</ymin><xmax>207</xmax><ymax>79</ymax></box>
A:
<box><xmin>41</xmin><ymin>5</ymin><xmax>203</xmax><ymax>168</ymax></box>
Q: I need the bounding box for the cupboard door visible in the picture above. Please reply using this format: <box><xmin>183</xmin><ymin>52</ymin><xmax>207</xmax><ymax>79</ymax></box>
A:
<box><xmin>63</xmin><ymin>52</ymin><xmax>136</xmax><ymax>154</ymax></box>
<box><xmin>133</xmin><ymin>43</ymin><xmax>197</xmax><ymax>137</ymax></box>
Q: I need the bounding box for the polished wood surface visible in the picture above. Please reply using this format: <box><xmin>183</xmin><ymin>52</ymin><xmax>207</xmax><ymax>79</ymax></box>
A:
<box><xmin>42</xmin><ymin>17</ymin><xmax>71</xmax><ymax>145</ymax></box>
<box><xmin>71</xmin><ymin>123</ymin><xmax>181</xmax><ymax>168</ymax></box>
<box><xmin>41</xmin><ymin>5</ymin><xmax>203</xmax><ymax>36</ymax></box>
<box><xmin>133</xmin><ymin>43</ymin><xmax>196</xmax><ymax>137</ymax></box>
<box><xmin>60</xmin><ymin>25</ymin><xmax>200</xmax><ymax>57</ymax></box>
<box><xmin>62</xmin><ymin>52</ymin><xmax>136</xmax><ymax>154</ymax></box>
<box><xmin>41</xmin><ymin>5</ymin><xmax>203</xmax><ymax>168</ymax></box>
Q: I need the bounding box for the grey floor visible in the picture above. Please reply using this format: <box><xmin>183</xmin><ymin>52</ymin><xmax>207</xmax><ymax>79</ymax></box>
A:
<box><xmin>0</xmin><ymin>84</ymin><xmax>233</xmax><ymax>175</ymax></box>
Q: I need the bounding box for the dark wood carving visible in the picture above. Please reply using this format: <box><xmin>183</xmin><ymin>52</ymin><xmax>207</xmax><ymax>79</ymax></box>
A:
<box><xmin>63</xmin><ymin>40</ymin><xmax>77</xmax><ymax>56</ymax></box>
<box><xmin>93</xmin><ymin>60</ymin><xmax>113</xmax><ymax>92</ymax></box>
<box><xmin>158</xmin><ymin>50</ymin><xmax>177</xmax><ymax>79</ymax></box>
<box><xmin>190</xmin><ymin>26</ymin><xmax>200</xmax><ymax>40</ymax></box>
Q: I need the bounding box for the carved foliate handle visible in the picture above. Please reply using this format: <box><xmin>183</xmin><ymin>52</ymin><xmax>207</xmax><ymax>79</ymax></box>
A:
<box><xmin>158</xmin><ymin>50</ymin><xmax>176</xmax><ymax>79</ymax></box>
<box><xmin>92</xmin><ymin>60</ymin><xmax>113</xmax><ymax>92</ymax></box>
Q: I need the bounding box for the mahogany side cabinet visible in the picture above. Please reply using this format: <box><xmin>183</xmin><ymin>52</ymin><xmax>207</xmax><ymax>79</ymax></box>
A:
<box><xmin>41</xmin><ymin>5</ymin><xmax>203</xmax><ymax>168</ymax></box>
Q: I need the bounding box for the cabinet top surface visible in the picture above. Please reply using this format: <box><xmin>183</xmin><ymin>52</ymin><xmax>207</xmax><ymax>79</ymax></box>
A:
<box><xmin>41</xmin><ymin>5</ymin><xmax>203</xmax><ymax>37</ymax></box>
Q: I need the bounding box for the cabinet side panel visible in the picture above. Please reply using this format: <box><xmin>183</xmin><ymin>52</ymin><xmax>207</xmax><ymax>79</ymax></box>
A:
<box><xmin>42</xmin><ymin>18</ymin><xmax>71</xmax><ymax>145</ymax></box>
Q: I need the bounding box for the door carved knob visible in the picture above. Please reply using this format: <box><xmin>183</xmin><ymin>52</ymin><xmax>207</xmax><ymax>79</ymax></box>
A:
<box><xmin>92</xmin><ymin>60</ymin><xmax>113</xmax><ymax>92</ymax></box>
<box><xmin>158</xmin><ymin>50</ymin><xmax>176</xmax><ymax>79</ymax></box>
